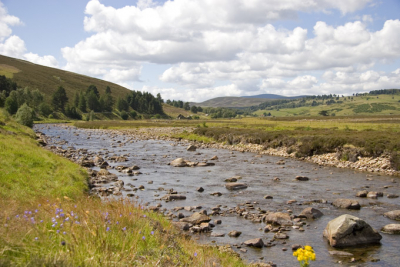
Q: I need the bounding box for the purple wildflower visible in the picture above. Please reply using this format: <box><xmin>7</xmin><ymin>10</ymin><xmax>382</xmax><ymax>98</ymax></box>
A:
<box><xmin>142</xmin><ymin>236</ymin><xmax>145</xmax><ymax>240</ymax></box>
<box><xmin>106</xmin><ymin>227</ymin><xmax>110</xmax><ymax>232</ymax></box>
<box><xmin>122</xmin><ymin>227</ymin><xmax>126</xmax><ymax>231</ymax></box>
<box><xmin>194</xmin><ymin>252</ymin><xmax>197</xmax><ymax>257</ymax></box>
<box><xmin>151</xmin><ymin>231</ymin><xmax>154</xmax><ymax>235</ymax></box>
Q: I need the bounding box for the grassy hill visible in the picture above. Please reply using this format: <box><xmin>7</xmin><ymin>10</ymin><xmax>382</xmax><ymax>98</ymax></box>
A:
<box><xmin>0</xmin><ymin>54</ymin><xmax>131</xmax><ymax>102</ymax></box>
<box><xmin>192</xmin><ymin>96</ymin><xmax>268</xmax><ymax>108</ymax></box>
<box><xmin>253</xmin><ymin>94</ymin><xmax>400</xmax><ymax>117</ymax></box>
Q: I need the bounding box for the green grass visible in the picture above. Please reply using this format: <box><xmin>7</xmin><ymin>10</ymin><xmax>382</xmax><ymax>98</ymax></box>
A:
<box><xmin>0</xmin><ymin>109</ymin><xmax>247</xmax><ymax>266</ymax></box>
<box><xmin>253</xmin><ymin>94</ymin><xmax>400</xmax><ymax>117</ymax></box>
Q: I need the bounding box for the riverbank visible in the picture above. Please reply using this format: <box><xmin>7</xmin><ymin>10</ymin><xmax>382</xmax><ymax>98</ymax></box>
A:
<box><xmin>116</xmin><ymin>126</ymin><xmax>400</xmax><ymax>177</ymax></box>
<box><xmin>0</xmin><ymin>112</ymin><xmax>248</xmax><ymax>267</ymax></box>
<box><xmin>40</xmin><ymin>123</ymin><xmax>400</xmax><ymax>266</ymax></box>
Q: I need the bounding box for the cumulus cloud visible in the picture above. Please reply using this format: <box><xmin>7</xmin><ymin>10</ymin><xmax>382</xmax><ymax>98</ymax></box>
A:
<box><xmin>0</xmin><ymin>1</ymin><xmax>58</xmax><ymax>68</ymax></box>
<box><xmin>56</xmin><ymin>0</ymin><xmax>399</xmax><ymax>100</ymax></box>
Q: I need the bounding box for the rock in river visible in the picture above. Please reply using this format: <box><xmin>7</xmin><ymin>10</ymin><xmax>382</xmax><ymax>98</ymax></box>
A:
<box><xmin>299</xmin><ymin>207</ymin><xmax>324</xmax><ymax>220</ymax></box>
<box><xmin>323</xmin><ymin>214</ymin><xmax>382</xmax><ymax>247</ymax></box>
<box><xmin>384</xmin><ymin>210</ymin><xmax>400</xmax><ymax>221</ymax></box>
<box><xmin>244</xmin><ymin>238</ymin><xmax>264</xmax><ymax>248</ymax></box>
<box><xmin>381</xmin><ymin>224</ymin><xmax>400</xmax><ymax>234</ymax></box>
<box><xmin>161</xmin><ymin>194</ymin><xmax>187</xmax><ymax>201</ymax></box>
<box><xmin>332</xmin><ymin>199</ymin><xmax>361</xmax><ymax>210</ymax></box>
<box><xmin>225</xmin><ymin>182</ymin><xmax>248</xmax><ymax>190</ymax></box>
<box><xmin>264</xmin><ymin>212</ymin><xmax>293</xmax><ymax>226</ymax></box>
<box><xmin>180</xmin><ymin>212</ymin><xmax>211</xmax><ymax>225</ymax></box>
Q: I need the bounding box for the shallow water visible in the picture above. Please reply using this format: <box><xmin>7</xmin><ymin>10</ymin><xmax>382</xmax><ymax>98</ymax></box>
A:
<box><xmin>35</xmin><ymin>124</ymin><xmax>400</xmax><ymax>266</ymax></box>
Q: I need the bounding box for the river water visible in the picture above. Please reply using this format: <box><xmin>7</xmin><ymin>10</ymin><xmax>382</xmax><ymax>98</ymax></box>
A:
<box><xmin>35</xmin><ymin>124</ymin><xmax>400</xmax><ymax>267</ymax></box>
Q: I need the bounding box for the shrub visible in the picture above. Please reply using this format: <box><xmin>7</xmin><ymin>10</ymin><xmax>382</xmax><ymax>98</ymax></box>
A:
<box><xmin>130</xmin><ymin>110</ymin><xmax>137</xmax><ymax>119</ymax></box>
<box><xmin>120</xmin><ymin>111</ymin><xmax>128</xmax><ymax>120</ymax></box>
<box><xmin>38</xmin><ymin>102</ymin><xmax>53</xmax><ymax>117</ymax></box>
<box><xmin>390</xmin><ymin>152</ymin><xmax>400</xmax><ymax>171</ymax></box>
<box><xmin>15</xmin><ymin>103</ymin><xmax>34</xmax><ymax>127</ymax></box>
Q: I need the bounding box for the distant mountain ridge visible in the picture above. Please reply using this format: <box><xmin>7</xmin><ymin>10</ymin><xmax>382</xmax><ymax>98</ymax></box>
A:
<box><xmin>241</xmin><ymin>94</ymin><xmax>309</xmax><ymax>99</ymax></box>
<box><xmin>192</xmin><ymin>94</ymin><xmax>307</xmax><ymax>108</ymax></box>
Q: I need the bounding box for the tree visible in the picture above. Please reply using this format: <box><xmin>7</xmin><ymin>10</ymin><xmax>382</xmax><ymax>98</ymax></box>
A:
<box><xmin>101</xmin><ymin>89</ymin><xmax>114</xmax><ymax>112</ymax></box>
<box><xmin>116</xmin><ymin>97</ymin><xmax>129</xmax><ymax>112</ymax></box>
<box><xmin>319</xmin><ymin>110</ymin><xmax>329</xmax><ymax>116</ymax></box>
<box><xmin>86</xmin><ymin>85</ymin><xmax>99</xmax><ymax>98</ymax></box>
<box><xmin>78</xmin><ymin>92</ymin><xmax>86</xmax><ymax>112</ymax></box>
<box><xmin>86</xmin><ymin>91</ymin><xmax>100</xmax><ymax>111</ymax></box>
<box><xmin>51</xmin><ymin>86</ymin><xmax>68</xmax><ymax>112</ymax></box>
<box><xmin>183</xmin><ymin>102</ymin><xmax>190</xmax><ymax>110</ymax></box>
<box><xmin>5</xmin><ymin>91</ymin><xmax>18</xmax><ymax>114</ymax></box>
<box><xmin>73</xmin><ymin>91</ymin><xmax>79</xmax><ymax>107</ymax></box>
<box><xmin>16</xmin><ymin>103</ymin><xmax>34</xmax><ymax>127</ymax></box>
<box><xmin>156</xmin><ymin>93</ymin><xmax>163</xmax><ymax>103</ymax></box>
<box><xmin>190</xmin><ymin>105</ymin><xmax>198</xmax><ymax>113</ymax></box>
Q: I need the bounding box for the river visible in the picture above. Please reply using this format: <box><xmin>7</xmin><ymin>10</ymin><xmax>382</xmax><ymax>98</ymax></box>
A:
<box><xmin>35</xmin><ymin>124</ymin><xmax>400</xmax><ymax>267</ymax></box>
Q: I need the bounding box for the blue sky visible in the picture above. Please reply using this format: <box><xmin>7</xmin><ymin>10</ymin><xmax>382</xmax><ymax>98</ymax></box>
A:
<box><xmin>1</xmin><ymin>0</ymin><xmax>400</xmax><ymax>102</ymax></box>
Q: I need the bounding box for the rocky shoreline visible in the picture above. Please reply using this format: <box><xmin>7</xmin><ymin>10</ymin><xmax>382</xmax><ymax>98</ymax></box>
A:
<box><xmin>117</xmin><ymin>127</ymin><xmax>400</xmax><ymax>177</ymax></box>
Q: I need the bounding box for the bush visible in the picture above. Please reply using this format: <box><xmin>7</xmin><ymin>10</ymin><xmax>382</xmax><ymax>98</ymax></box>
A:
<box><xmin>390</xmin><ymin>152</ymin><xmax>400</xmax><ymax>171</ymax></box>
<box><xmin>15</xmin><ymin>103</ymin><xmax>34</xmax><ymax>127</ymax></box>
<box><xmin>120</xmin><ymin>111</ymin><xmax>128</xmax><ymax>120</ymax></box>
<box><xmin>38</xmin><ymin>102</ymin><xmax>53</xmax><ymax>117</ymax></box>
<box><xmin>130</xmin><ymin>111</ymin><xmax>137</xmax><ymax>119</ymax></box>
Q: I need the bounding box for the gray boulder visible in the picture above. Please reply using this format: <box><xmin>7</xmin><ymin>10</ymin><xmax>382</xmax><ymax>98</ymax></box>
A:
<box><xmin>384</xmin><ymin>210</ymin><xmax>400</xmax><ymax>221</ymax></box>
<box><xmin>225</xmin><ymin>182</ymin><xmax>248</xmax><ymax>190</ymax></box>
<box><xmin>264</xmin><ymin>212</ymin><xmax>293</xmax><ymax>226</ymax></box>
<box><xmin>187</xmin><ymin>145</ymin><xmax>197</xmax><ymax>151</ymax></box>
<box><xmin>300</xmin><ymin>207</ymin><xmax>324</xmax><ymax>219</ymax></box>
<box><xmin>244</xmin><ymin>238</ymin><xmax>264</xmax><ymax>248</ymax></box>
<box><xmin>381</xmin><ymin>224</ymin><xmax>400</xmax><ymax>234</ymax></box>
<box><xmin>323</xmin><ymin>214</ymin><xmax>382</xmax><ymax>247</ymax></box>
<box><xmin>180</xmin><ymin>212</ymin><xmax>211</xmax><ymax>225</ymax></box>
<box><xmin>332</xmin><ymin>199</ymin><xmax>361</xmax><ymax>210</ymax></box>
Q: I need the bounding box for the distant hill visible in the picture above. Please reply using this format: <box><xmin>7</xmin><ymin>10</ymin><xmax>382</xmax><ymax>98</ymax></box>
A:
<box><xmin>191</xmin><ymin>96</ymin><xmax>268</xmax><ymax>108</ymax></box>
<box><xmin>191</xmin><ymin>94</ymin><xmax>307</xmax><ymax>108</ymax></box>
<box><xmin>242</xmin><ymin>94</ymin><xmax>308</xmax><ymax>99</ymax></box>
<box><xmin>0</xmin><ymin>54</ymin><xmax>131</xmax><ymax>102</ymax></box>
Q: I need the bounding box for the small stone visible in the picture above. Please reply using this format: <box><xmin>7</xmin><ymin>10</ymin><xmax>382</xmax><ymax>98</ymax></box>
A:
<box><xmin>197</xmin><ymin>187</ymin><xmax>204</xmax><ymax>192</ymax></box>
<box><xmin>228</xmin><ymin>231</ymin><xmax>242</xmax><ymax>237</ymax></box>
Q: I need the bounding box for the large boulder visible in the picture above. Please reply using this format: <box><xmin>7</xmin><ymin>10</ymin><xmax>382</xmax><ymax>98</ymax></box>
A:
<box><xmin>300</xmin><ymin>207</ymin><xmax>324</xmax><ymax>220</ymax></box>
<box><xmin>381</xmin><ymin>224</ymin><xmax>400</xmax><ymax>234</ymax></box>
<box><xmin>323</xmin><ymin>214</ymin><xmax>382</xmax><ymax>247</ymax></box>
<box><xmin>225</xmin><ymin>183</ymin><xmax>248</xmax><ymax>190</ymax></box>
<box><xmin>180</xmin><ymin>212</ymin><xmax>211</xmax><ymax>225</ymax></box>
<box><xmin>264</xmin><ymin>212</ymin><xmax>293</xmax><ymax>226</ymax></box>
<box><xmin>332</xmin><ymin>199</ymin><xmax>361</xmax><ymax>210</ymax></box>
<box><xmin>244</xmin><ymin>238</ymin><xmax>264</xmax><ymax>248</ymax></box>
<box><xmin>384</xmin><ymin>210</ymin><xmax>400</xmax><ymax>221</ymax></box>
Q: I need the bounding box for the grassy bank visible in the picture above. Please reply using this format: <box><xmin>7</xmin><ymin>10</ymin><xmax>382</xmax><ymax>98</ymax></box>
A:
<box><xmin>0</xmin><ymin>110</ymin><xmax>246</xmax><ymax>267</ymax></box>
<box><xmin>73</xmin><ymin>116</ymin><xmax>400</xmax><ymax>170</ymax></box>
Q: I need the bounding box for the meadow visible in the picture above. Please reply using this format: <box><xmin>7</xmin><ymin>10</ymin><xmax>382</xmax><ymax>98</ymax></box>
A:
<box><xmin>0</xmin><ymin>109</ymin><xmax>246</xmax><ymax>266</ymax></box>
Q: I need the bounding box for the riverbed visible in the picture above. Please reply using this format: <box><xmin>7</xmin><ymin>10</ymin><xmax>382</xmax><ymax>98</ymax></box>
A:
<box><xmin>35</xmin><ymin>124</ymin><xmax>400</xmax><ymax>267</ymax></box>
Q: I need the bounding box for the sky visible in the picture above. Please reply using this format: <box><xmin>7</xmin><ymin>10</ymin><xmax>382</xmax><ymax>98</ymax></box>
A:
<box><xmin>1</xmin><ymin>0</ymin><xmax>400</xmax><ymax>102</ymax></box>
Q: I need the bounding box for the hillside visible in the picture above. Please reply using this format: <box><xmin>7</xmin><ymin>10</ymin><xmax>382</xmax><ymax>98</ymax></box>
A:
<box><xmin>242</xmin><ymin>93</ymin><xmax>308</xmax><ymax>99</ymax></box>
<box><xmin>192</xmin><ymin>96</ymin><xmax>268</xmax><ymax>108</ymax></box>
<box><xmin>252</xmin><ymin>93</ymin><xmax>400</xmax><ymax>117</ymax></box>
<box><xmin>0</xmin><ymin>54</ymin><xmax>131</xmax><ymax>102</ymax></box>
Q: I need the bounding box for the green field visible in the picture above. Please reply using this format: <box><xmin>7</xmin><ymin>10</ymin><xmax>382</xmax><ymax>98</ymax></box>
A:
<box><xmin>253</xmin><ymin>94</ymin><xmax>400</xmax><ymax>117</ymax></box>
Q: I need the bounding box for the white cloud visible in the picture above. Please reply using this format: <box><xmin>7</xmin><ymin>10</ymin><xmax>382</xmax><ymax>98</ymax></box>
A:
<box><xmin>0</xmin><ymin>1</ymin><xmax>58</xmax><ymax>68</ymax></box>
<box><xmin>0</xmin><ymin>2</ymin><xmax>22</xmax><ymax>42</ymax></box>
<box><xmin>56</xmin><ymin>0</ymin><xmax>400</xmax><ymax>101</ymax></box>
<box><xmin>24</xmin><ymin>53</ymin><xmax>58</xmax><ymax>68</ymax></box>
